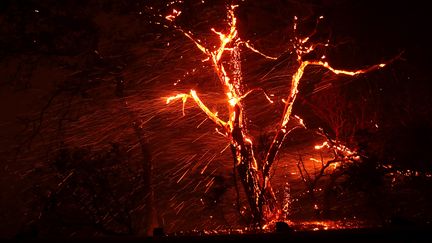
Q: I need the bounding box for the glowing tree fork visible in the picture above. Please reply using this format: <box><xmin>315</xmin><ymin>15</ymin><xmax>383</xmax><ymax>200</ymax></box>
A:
<box><xmin>165</xmin><ymin>5</ymin><xmax>387</xmax><ymax>224</ymax></box>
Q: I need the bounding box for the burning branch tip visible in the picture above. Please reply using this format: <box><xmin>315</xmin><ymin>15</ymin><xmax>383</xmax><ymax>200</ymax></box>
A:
<box><xmin>243</xmin><ymin>42</ymin><xmax>278</xmax><ymax>60</ymax></box>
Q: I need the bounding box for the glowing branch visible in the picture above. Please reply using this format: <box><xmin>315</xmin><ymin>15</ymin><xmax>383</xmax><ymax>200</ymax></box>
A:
<box><xmin>182</xmin><ymin>31</ymin><xmax>209</xmax><ymax>55</ymax></box>
<box><xmin>166</xmin><ymin>93</ymin><xmax>189</xmax><ymax>116</ymax></box>
<box><xmin>167</xmin><ymin>90</ymin><xmax>227</xmax><ymax>128</ymax></box>
<box><xmin>308</xmin><ymin>61</ymin><xmax>386</xmax><ymax>76</ymax></box>
<box><xmin>262</xmin><ymin>50</ymin><xmax>388</xmax><ymax>200</ymax></box>
<box><xmin>190</xmin><ymin>90</ymin><xmax>227</xmax><ymax>128</ymax></box>
<box><xmin>243</xmin><ymin>42</ymin><xmax>278</xmax><ymax>60</ymax></box>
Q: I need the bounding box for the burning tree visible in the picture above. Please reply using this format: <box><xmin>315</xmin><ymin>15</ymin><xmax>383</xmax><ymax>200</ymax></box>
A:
<box><xmin>165</xmin><ymin>4</ymin><xmax>387</xmax><ymax>225</ymax></box>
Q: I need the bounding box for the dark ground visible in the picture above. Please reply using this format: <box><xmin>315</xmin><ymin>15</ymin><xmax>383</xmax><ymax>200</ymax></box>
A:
<box><xmin>11</xmin><ymin>227</ymin><xmax>432</xmax><ymax>242</ymax></box>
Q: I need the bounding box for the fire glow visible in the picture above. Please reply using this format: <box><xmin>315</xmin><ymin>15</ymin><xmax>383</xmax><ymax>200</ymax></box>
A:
<box><xmin>165</xmin><ymin>4</ymin><xmax>387</xmax><ymax>225</ymax></box>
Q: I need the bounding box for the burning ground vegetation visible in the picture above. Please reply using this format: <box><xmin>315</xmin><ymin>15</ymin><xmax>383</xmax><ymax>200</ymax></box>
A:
<box><xmin>0</xmin><ymin>0</ymin><xmax>432</xmax><ymax>238</ymax></box>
